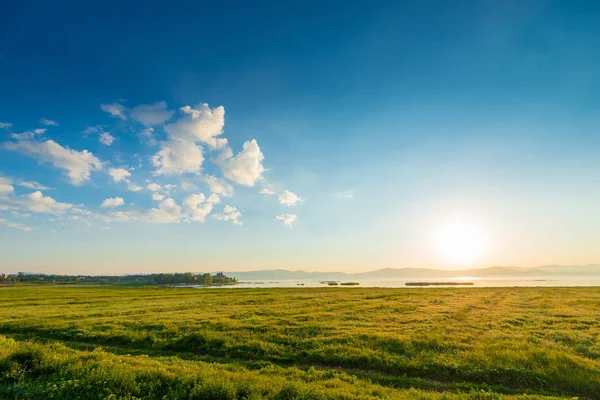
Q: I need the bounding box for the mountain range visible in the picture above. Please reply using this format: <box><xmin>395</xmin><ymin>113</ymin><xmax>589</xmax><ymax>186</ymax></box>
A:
<box><xmin>223</xmin><ymin>265</ymin><xmax>600</xmax><ymax>281</ymax></box>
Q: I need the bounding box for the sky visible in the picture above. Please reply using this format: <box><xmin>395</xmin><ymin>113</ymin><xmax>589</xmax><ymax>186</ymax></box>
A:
<box><xmin>1</xmin><ymin>1</ymin><xmax>600</xmax><ymax>274</ymax></box>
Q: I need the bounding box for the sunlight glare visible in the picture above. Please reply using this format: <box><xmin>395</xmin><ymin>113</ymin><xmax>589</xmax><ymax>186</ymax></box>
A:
<box><xmin>434</xmin><ymin>218</ymin><xmax>487</xmax><ymax>265</ymax></box>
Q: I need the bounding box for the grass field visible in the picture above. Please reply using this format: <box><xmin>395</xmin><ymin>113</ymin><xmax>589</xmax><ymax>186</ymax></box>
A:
<box><xmin>1</xmin><ymin>286</ymin><xmax>599</xmax><ymax>399</ymax></box>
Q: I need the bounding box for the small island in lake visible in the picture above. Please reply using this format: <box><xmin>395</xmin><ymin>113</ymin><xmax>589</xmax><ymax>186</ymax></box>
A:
<box><xmin>406</xmin><ymin>282</ymin><xmax>475</xmax><ymax>287</ymax></box>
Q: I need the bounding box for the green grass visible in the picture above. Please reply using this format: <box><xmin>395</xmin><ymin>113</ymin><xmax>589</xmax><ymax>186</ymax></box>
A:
<box><xmin>1</xmin><ymin>286</ymin><xmax>599</xmax><ymax>399</ymax></box>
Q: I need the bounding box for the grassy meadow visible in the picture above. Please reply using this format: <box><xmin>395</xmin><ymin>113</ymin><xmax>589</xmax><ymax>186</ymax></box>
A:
<box><xmin>0</xmin><ymin>286</ymin><xmax>599</xmax><ymax>399</ymax></box>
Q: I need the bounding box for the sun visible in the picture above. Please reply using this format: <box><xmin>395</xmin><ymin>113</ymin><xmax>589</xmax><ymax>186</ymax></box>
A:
<box><xmin>433</xmin><ymin>218</ymin><xmax>487</xmax><ymax>265</ymax></box>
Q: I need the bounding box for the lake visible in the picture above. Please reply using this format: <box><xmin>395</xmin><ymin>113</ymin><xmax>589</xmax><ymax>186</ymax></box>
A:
<box><xmin>187</xmin><ymin>275</ymin><xmax>600</xmax><ymax>288</ymax></box>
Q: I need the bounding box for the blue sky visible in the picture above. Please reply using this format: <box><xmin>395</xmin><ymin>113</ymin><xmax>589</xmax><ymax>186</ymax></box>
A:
<box><xmin>1</xmin><ymin>1</ymin><xmax>600</xmax><ymax>274</ymax></box>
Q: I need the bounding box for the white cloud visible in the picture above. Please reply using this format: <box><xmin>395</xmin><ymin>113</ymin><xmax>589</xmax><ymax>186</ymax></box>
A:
<box><xmin>68</xmin><ymin>215</ymin><xmax>93</xmax><ymax>226</ymax></box>
<box><xmin>139</xmin><ymin>127</ymin><xmax>157</xmax><ymax>146</ymax></box>
<box><xmin>150</xmin><ymin>103</ymin><xmax>226</xmax><ymax>176</ymax></box>
<box><xmin>71</xmin><ymin>207</ymin><xmax>93</xmax><ymax>216</ymax></box>
<box><xmin>0</xmin><ymin>122</ymin><xmax>12</xmax><ymax>129</ymax></box>
<box><xmin>14</xmin><ymin>191</ymin><xmax>72</xmax><ymax>214</ymax></box>
<box><xmin>180</xmin><ymin>180</ymin><xmax>198</xmax><ymax>191</ymax></box>
<box><xmin>127</xmin><ymin>184</ymin><xmax>143</xmax><ymax>192</ymax></box>
<box><xmin>259</xmin><ymin>188</ymin><xmax>276</xmax><ymax>196</ymax></box>
<box><xmin>82</xmin><ymin>125</ymin><xmax>103</xmax><ymax>136</ymax></box>
<box><xmin>0</xmin><ymin>217</ymin><xmax>34</xmax><ymax>232</ymax></box>
<box><xmin>146</xmin><ymin>183</ymin><xmax>162</xmax><ymax>192</ymax></box>
<box><xmin>279</xmin><ymin>190</ymin><xmax>302</xmax><ymax>207</ymax></box>
<box><xmin>99</xmin><ymin>132</ymin><xmax>115</xmax><ymax>146</ymax></box>
<box><xmin>202</xmin><ymin>175</ymin><xmax>233</xmax><ymax>196</ymax></box>
<box><xmin>219</xmin><ymin>139</ymin><xmax>265</xmax><ymax>187</ymax></box>
<box><xmin>165</xmin><ymin>104</ymin><xmax>227</xmax><ymax>148</ymax></box>
<box><xmin>108</xmin><ymin>167</ymin><xmax>131</xmax><ymax>183</ymax></box>
<box><xmin>152</xmin><ymin>140</ymin><xmax>204</xmax><ymax>175</ymax></box>
<box><xmin>276</xmin><ymin>214</ymin><xmax>298</xmax><ymax>227</ymax></box>
<box><xmin>105</xmin><ymin>210</ymin><xmax>140</xmax><ymax>222</ymax></box>
<box><xmin>146</xmin><ymin>198</ymin><xmax>182</xmax><ymax>223</ymax></box>
<box><xmin>39</xmin><ymin>118</ymin><xmax>58</xmax><ymax>126</ymax></box>
<box><xmin>101</xmin><ymin>102</ymin><xmax>127</xmax><ymax>120</ymax></box>
<box><xmin>131</xmin><ymin>101</ymin><xmax>174</xmax><ymax>126</ymax></box>
<box><xmin>102</xmin><ymin>198</ymin><xmax>184</xmax><ymax>224</ymax></box>
<box><xmin>152</xmin><ymin>193</ymin><xmax>165</xmax><ymax>201</ymax></box>
<box><xmin>183</xmin><ymin>193</ymin><xmax>213</xmax><ymax>222</ymax></box>
<box><xmin>0</xmin><ymin>177</ymin><xmax>14</xmax><ymax>196</ymax></box>
<box><xmin>3</xmin><ymin>136</ymin><xmax>102</xmax><ymax>185</ymax></box>
<box><xmin>17</xmin><ymin>180</ymin><xmax>50</xmax><ymax>191</ymax></box>
<box><xmin>206</xmin><ymin>193</ymin><xmax>220</xmax><ymax>204</ymax></box>
<box><xmin>101</xmin><ymin>197</ymin><xmax>124</xmax><ymax>208</ymax></box>
<box><xmin>213</xmin><ymin>205</ymin><xmax>242</xmax><ymax>225</ymax></box>
<box><xmin>34</xmin><ymin>128</ymin><xmax>47</xmax><ymax>135</ymax></box>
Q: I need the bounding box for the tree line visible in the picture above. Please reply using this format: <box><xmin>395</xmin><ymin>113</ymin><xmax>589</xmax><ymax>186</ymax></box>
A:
<box><xmin>150</xmin><ymin>272</ymin><xmax>236</xmax><ymax>285</ymax></box>
<box><xmin>0</xmin><ymin>272</ymin><xmax>237</xmax><ymax>286</ymax></box>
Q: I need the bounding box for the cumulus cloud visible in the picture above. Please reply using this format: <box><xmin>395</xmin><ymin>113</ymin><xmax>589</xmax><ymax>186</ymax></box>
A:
<box><xmin>0</xmin><ymin>217</ymin><xmax>34</xmax><ymax>232</ymax></box>
<box><xmin>219</xmin><ymin>139</ymin><xmax>265</xmax><ymax>187</ymax></box>
<box><xmin>276</xmin><ymin>214</ymin><xmax>298</xmax><ymax>227</ymax></box>
<box><xmin>102</xmin><ymin>198</ymin><xmax>184</xmax><ymax>224</ymax></box>
<box><xmin>152</xmin><ymin>140</ymin><xmax>204</xmax><ymax>175</ymax></box>
<box><xmin>127</xmin><ymin>184</ymin><xmax>143</xmax><ymax>192</ymax></box>
<box><xmin>0</xmin><ymin>122</ymin><xmax>12</xmax><ymax>129</ymax></box>
<box><xmin>33</xmin><ymin>128</ymin><xmax>47</xmax><ymax>135</ymax></box>
<box><xmin>104</xmin><ymin>210</ymin><xmax>140</xmax><ymax>222</ymax></box>
<box><xmin>71</xmin><ymin>207</ymin><xmax>93</xmax><ymax>216</ymax></box>
<box><xmin>14</xmin><ymin>191</ymin><xmax>72</xmax><ymax>214</ymax></box>
<box><xmin>206</xmin><ymin>193</ymin><xmax>220</xmax><ymax>204</ymax></box>
<box><xmin>139</xmin><ymin>127</ymin><xmax>157</xmax><ymax>146</ymax></box>
<box><xmin>39</xmin><ymin>118</ymin><xmax>58</xmax><ymax>126</ymax></box>
<box><xmin>146</xmin><ymin>183</ymin><xmax>161</xmax><ymax>192</ymax></box>
<box><xmin>108</xmin><ymin>167</ymin><xmax>131</xmax><ymax>183</ymax></box>
<box><xmin>131</xmin><ymin>101</ymin><xmax>174</xmax><ymax>126</ymax></box>
<box><xmin>146</xmin><ymin>198</ymin><xmax>182</xmax><ymax>223</ymax></box>
<box><xmin>202</xmin><ymin>175</ymin><xmax>233</xmax><ymax>196</ymax></box>
<box><xmin>17</xmin><ymin>180</ymin><xmax>50</xmax><ymax>191</ymax></box>
<box><xmin>152</xmin><ymin>193</ymin><xmax>165</xmax><ymax>201</ymax></box>
<box><xmin>165</xmin><ymin>104</ymin><xmax>227</xmax><ymax>148</ymax></box>
<box><xmin>183</xmin><ymin>193</ymin><xmax>213</xmax><ymax>222</ymax></box>
<box><xmin>180</xmin><ymin>180</ymin><xmax>197</xmax><ymax>191</ymax></box>
<box><xmin>0</xmin><ymin>177</ymin><xmax>14</xmax><ymax>196</ymax></box>
<box><xmin>3</xmin><ymin>136</ymin><xmax>102</xmax><ymax>185</ymax></box>
<box><xmin>213</xmin><ymin>205</ymin><xmax>242</xmax><ymax>225</ymax></box>
<box><xmin>99</xmin><ymin>132</ymin><xmax>115</xmax><ymax>146</ymax></box>
<box><xmin>259</xmin><ymin>188</ymin><xmax>276</xmax><ymax>196</ymax></box>
<box><xmin>150</xmin><ymin>103</ymin><xmax>227</xmax><ymax>176</ymax></box>
<box><xmin>279</xmin><ymin>190</ymin><xmax>302</xmax><ymax>207</ymax></box>
<box><xmin>101</xmin><ymin>197</ymin><xmax>124</xmax><ymax>208</ymax></box>
<box><xmin>101</xmin><ymin>102</ymin><xmax>127</xmax><ymax>120</ymax></box>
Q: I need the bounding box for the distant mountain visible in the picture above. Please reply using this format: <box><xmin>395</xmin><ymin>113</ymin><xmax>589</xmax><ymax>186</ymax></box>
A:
<box><xmin>223</xmin><ymin>269</ymin><xmax>352</xmax><ymax>281</ymax></box>
<box><xmin>224</xmin><ymin>265</ymin><xmax>600</xmax><ymax>281</ymax></box>
<box><xmin>353</xmin><ymin>268</ymin><xmax>455</xmax><ymax>279</ymax></box>
<box><xmin>537</xmin><ymin>264</ymin><xmax>600</xmax><ymax>274</ymax></box>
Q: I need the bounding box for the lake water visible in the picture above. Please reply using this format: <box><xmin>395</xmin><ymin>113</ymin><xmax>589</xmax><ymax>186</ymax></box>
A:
<box><xmin>187</xmin><ymin>276</ymin><xmax>600</xmax><ymax>289</ymax></box>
